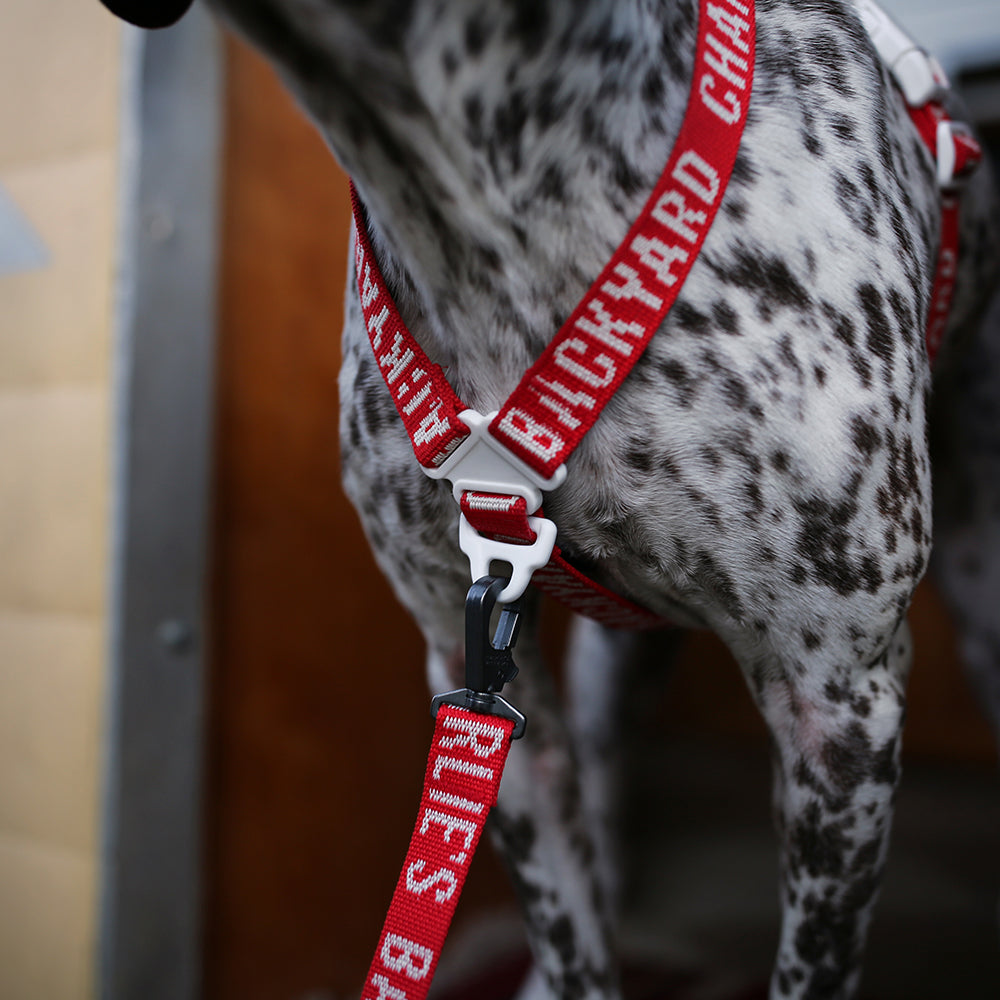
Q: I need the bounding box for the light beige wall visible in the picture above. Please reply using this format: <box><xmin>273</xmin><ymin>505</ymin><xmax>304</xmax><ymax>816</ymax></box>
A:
<box><xmin>0</xmin><ymin>2</ymin><xmax>122</xmax><ymax>997</ymax></box>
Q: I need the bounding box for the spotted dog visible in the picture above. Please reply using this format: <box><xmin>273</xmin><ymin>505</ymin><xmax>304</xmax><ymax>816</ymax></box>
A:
<box><xmin>138</xmin><ymin>0</ymin><xmax>1000</xmax><ymax>995</ymax></box>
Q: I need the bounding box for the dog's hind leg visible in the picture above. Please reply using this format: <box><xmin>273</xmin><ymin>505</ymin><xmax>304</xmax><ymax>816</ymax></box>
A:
<box><xmin>931</xmin><ymin>289</ymin><xmax>1000</xmax><ymax>752</ymax></box>
<box><xmin>730</xmin><ymin>619</ymin><xmax>912</xmax><ymax>1000</ymax></box>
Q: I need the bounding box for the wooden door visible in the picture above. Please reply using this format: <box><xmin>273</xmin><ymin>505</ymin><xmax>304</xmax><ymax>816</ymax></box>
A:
<box><xmin>203</xmin><ymin>34</ymin><xmax>995</xmax><ymax>1000</ymax></box>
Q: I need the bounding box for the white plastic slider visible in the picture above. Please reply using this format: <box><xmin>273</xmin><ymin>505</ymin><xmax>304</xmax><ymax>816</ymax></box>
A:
<box><xmin>422</xmin><ymin>409</ymin><xmax>568</xmax><ymax>603</ymax></box>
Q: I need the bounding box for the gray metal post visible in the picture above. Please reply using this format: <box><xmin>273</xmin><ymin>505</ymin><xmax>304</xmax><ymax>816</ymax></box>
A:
<box><xmin>100</xmin><ymin>6</ymin><xmax>222</xmax><ymax>999</ymax></box>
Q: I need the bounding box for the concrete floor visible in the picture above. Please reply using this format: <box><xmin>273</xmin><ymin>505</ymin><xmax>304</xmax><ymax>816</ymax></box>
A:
<box><xmin>435</xmin><ymin>738</ymin><xmax>1000</xmax><ymax>999</ymax></box>
<box><xmin>621</xmin><ymin>738</ymin><xmax>1000</xmax><ymax>999</ymax></box>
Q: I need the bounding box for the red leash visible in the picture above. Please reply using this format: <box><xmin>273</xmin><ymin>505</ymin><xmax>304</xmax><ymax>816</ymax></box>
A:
<box><xmin>361</xmin><ymin>704</ymin><xmax>516</xmax><ymax>1000</ymax></box>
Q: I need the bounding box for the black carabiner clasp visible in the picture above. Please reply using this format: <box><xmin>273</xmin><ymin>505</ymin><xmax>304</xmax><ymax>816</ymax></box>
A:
<box><xmin>430</xmin><ymin>576</ymin><xmax>527</xmax><ymax>738</ymax></box>
<box><xmin>464</xmin><ymin>576</ymin><xmax>521</xmax><ymax>694</ymax></box>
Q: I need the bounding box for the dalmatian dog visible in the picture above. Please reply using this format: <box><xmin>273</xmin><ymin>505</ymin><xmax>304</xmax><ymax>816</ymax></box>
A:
<box><xmin>103</xmin><ymin>0</ymin><xmax>1000</xmax><ymax>996</ymax></box>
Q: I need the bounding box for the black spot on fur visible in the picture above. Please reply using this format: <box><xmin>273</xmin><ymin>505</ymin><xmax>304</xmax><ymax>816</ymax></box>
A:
<box><xmin>506</xmin><ymin>0</ymin><xmax>550</xmax><ymax>58</ymax></box>
<box><xmin>712</xmin><ymin>247</ymin><xmax>811</xmax><ymax>318</ymax></box>
<box><xmin>674</xmin><ymin>300</ymin><xmax>711</xmax><ymax>335</ymax></box>
<box><xmin>642</xmin><ymin>67</ymin><xmax>665</xmax><ymax>106</ymax></box>
<box><xmin>849</xmin><ymin>416</ymin><xmax>881</xmax><ymax>459</ymax></box>
<box><xmin>464</xmin><ymin>10</ymin><xmax>491</xmax><ymax>56</ymax></box>
<box><xmin>712</xmin><ymin>299</ymin><xmax>741</xmax><ymax>335</ymax></box>
<box><xmin>802</xmin><ymin>629</ymin><xmax>823</xmax><ymax>650</ymax></box>
<box><xmin>695</xmin><ymin>549</ymin><xmax>745</xmax><ymax>620</ymax></box>
<box><xmin>660</xmin><ymin>358</ymin><xmax>697</xmax><ymax>407</ymax></box>
<box><xmin>792</xmin><ymin>482</ymin><xmax>884</xmax><ymax>596</ymax></box>
<box><xmin>858</xmin><ymin>284</ymin><xmax>895</xmax><ymax>374</ymax></box>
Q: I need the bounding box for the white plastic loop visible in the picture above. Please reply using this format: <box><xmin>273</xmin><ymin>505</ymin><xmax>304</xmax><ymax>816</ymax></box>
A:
<box><xmin>424</xmin><ymin>409</ymin><xmax>568</xmax><ymax>511</ymax></box>
<box><xmin>459</xmin><ymin>513</ymin><xmax>558</xmax><ymax>604</ymax></box>
<box><xmin>937</xmin><ymin>120</ymin><xmax>958</xmax><ymax>187</ymax></box>
<box><xmin>422</xmin><ymin>410</ymin><xmax>566</xmax><ymax>601</ymax></box>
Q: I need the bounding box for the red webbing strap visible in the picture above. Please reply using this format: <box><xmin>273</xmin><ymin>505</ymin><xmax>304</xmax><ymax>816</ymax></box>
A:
<box><xmin>362</xmin><ymin>706</ymin><xmax>515</xmax><ymax>1000</ymax></box>
<box><xmin>925</xmin><ymin>195</ymin><xmax>960</xmax><ymax>364</ymax></box>
<box><xmin>348</xmin><ymin>0</ymin><xmax>756</xmax><ymax>629</ymax></box>
<box><xmin>490</xmin><ymin>0</ymin><xmax>756</xmax><ymax>478</ymax></box>
<box><xmin>350</xmin><ymin>186</ymin><xmax>470</xmax><ymax>469</ymax></box>
<box><xmin>462</xmin><ymin>491</ymin><xmax>664</xmax><ymax>629</ymax></box>
<box><xmin>351</xmin><ymin>0</ymin><xmax>755</xmax><ymax>482</ymax></box>
<box><xmin>906</xmin><ymin>101</ymin><xmax>982</xmax><ymax>365</ymax></box>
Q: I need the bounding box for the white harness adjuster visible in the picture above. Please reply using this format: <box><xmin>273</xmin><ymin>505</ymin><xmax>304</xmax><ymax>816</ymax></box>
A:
<box><xmin>422</xmin><ymin>409</ymin><xmax>568</xmax><ymax>603</ymax></box>
<box><xmin>856</xmin><ymin>0</ymin><xmax>947</xmax><ymax>107</ymax></box>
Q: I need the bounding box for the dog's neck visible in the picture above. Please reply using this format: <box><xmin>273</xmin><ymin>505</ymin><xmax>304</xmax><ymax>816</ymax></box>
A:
<box><xmin>213</xmin><ymin>0</ymin><xmax>700</xmax><ymax>405</ymax></box>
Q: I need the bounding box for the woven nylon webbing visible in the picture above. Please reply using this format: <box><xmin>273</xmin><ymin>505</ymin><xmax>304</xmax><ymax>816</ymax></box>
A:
<box><xmin>349</xmin><ymin>0</ymin><xmax>755</xmax><ymax>629</ymax></box>
<box><xmin>360</xmin><ymin>706</ymin><xmax>515</xmax><ymax>1000</ymax></box>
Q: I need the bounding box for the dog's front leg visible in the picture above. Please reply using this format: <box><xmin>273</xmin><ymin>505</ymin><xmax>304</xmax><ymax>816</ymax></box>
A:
<box><xmin>736</xmin><ymin>620</ymin><xmax>912</xmax><ymax>1000</ymax></box>
<box><xmin>428</xmin><ymin>621</ymin><xmax>624</xmax><ymax>1000</ymax></box>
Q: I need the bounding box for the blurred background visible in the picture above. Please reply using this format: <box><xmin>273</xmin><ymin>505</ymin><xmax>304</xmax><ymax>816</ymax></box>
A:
<box><xmin>0</xmin><ymin>1</ymin><xmax>999</xmax><ymax>998</ymax></box>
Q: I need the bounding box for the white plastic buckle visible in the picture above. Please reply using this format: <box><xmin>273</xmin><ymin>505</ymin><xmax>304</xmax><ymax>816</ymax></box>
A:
<box><xmin>856</xmin><ymin>0</ymin><xmax>947</xmax><ymax>106</ymax></box>
<box><xmin>423</xmin><ymin>409</ymin><xmax>568</xmax><ymax>603</ymax></box>
<box><xmin>936</xmin><ymin>119</ymin><xmax>976</xmax><ymax>189</ymax></box>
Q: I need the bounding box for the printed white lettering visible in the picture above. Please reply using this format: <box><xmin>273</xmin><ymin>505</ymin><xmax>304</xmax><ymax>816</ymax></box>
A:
<box><xmin>706</xmin><ymin>1</ymin><xmax>752</xmax><ymax>52</ymax></box>
<box><xmin>705</xmin><ymin>32</ymin><xmax>749</xmax><ymax>89</ymax></box>
<box><xmin>554</xmin><ymin>337</ymin><xmax>617</xmax><ymax>389</ymax></box>
<box><xmin>405</xmin><ymin>860</ymin><xmax>459</xmax><ymax>903</ymax></box>
<box><xmin>400</xmin><ymin>380</ymin><xmax>432</xmax><ymax>416</ymax></box>
<box><xmin>369</xmin><ymin>304</ymin><xmax>390</xmax><ymax>350</ymax></box>
<box><xmin>431</xmin><ymin>755</ymin><xmax>494</xmax><ymax>782</ymax></box>
<box><xmin>381</xmin><ymin>934</ymin><xmax>434</xmax><ymax>981</ymax></box>
<box><xmin>369</xmin><ymin>974</ymin><xmax>408</xmax><ymax>1000</ymax></box>
<box><xmin>440</xmin><ymin>714</ymin><xmax>507</xmax><ymax>757</ymax></box>
<box><xmin>413</xmin><ymin>405</ymin><xmax>452</xmax><ymax>447</ymax></box>
<box><xmin>496</xmin><ymin>408</ymin><xmax>564</xmax><ymax>463</ymax></box>
<box><xmin>632</xmin><ymin>235</ymin><xmax>690</xmax><ymax>288</ymax></box>
<box><xmin>699</xmin><ymin>74</ymin><xmax>741</xmax><ymax>125</ymax></box>
<box><xmin>651</xmin><ymin>190</ymin><xmax>707</xmax><ymax>243</ymax></box>
<box><xmin>428</xmin><ymin>788</ymin><xmax>486</xmax><ymax>815</ymax></box>
<box><xmin>535</xmin><ymin>386</ymin><xmax>585</xmax><ymax>430</ymax></box>
<box><xmin>601</xmin><ymin>262</ymin><xmax>663</xmax><ymax>310</ymax></box>
<box><xmin>361</xmin><ymin>261</ymin><xmax>379</xmax><ymax>310</ymax></box>
<box><xmin>672</xmin><ymin>149</ymin><xmax>721</xmax><ymax>204</ymax></box>
<box><xmin>379</xmin><ymin>332</ymin><xmax>416</xmax><ymax>386</ymax></box>
<box><xmin>420</xmin><ymin>809</ymin><xmax>478</xmax><ymax>853</ymax></box>
<box><xmin>539</xmin><ymin>376</ymin><xmax>598</xmax><ymax>414</ymax></box>
<box><xmin>574</xmin><ymin>298</ymin><xmax>645</xmax><ymax>354</ymax></box>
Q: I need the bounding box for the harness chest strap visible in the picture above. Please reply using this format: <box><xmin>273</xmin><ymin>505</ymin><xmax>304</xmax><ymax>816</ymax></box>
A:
<box><xmin>351</xmin><ymin>0</ymin><xmax>756</xmax><ymax>623</ymax></box>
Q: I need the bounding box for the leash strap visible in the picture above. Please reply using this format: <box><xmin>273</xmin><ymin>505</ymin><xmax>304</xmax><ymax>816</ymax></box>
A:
<box><xmin>361</xmin><ymin>705</ymin><xmax>515</xmax><ymax>1000</ymax></box>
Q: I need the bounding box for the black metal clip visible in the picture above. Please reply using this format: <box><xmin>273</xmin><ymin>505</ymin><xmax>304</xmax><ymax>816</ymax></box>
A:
<box><xmin>430</xmin><ymin>576</ymin><xmax>527</xmax><ymax>739</ymax></box>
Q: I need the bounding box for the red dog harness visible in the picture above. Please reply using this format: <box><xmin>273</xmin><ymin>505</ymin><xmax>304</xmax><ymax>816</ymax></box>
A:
<box><xmin>351</xmin><ymin>0</ymin><xmax>756</xmax><ymax>630</ymax></box>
